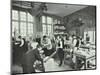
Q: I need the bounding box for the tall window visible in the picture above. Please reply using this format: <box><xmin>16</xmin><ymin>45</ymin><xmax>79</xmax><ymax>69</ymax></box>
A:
<box><xmin>27</xmin><ymin>13</ymin><xmax>34</xmax><ymax>36</ymax></box>
<box><xmin>20</xmin><ymin>11</ymin><xmax>27</xmax><ymax>36</ymax></box>
<box><xmin>28</xmin><ymin>13</ymin><xmax>33</xmax><ymax>22</ymax></box>
<box><xmin>47</xmin><ymin>17</ymin><xmax>53</xmax><ymax>35</ymax></box>
<box><xmin>47</xmin><ymin>17</ymin><xmax>52</xmax><ymax>24</ymax></box>
<box><xmin>84</xmin><ymin>29</ymin><xmax>95</xmax><ymax>43</ymax></box>
<box><xmin>12</xmin><ymin>10</ymin><xmax>34</xmax><ymax>37</ymax></box>
<box><xmin>20</xmin><ymin>11</ymin><xmax>26</xmax><ymax>21</ymax></box>
<box><xmin>12</xmin><ymin>10</ymin><xmax>19</xmax><ymax>35</ymax></box>
<box><xmin>53</xmin><ymin>19</ymin><xmax>61</xmax><ymax>24</ymax></box>
<box><xmin>12</xmin><ymin>10</ymin><xmax>18</xmax><ymax>20</ymax></box>
<box><xmin>28</xmin><ymin>23</ymin><xmax>33</xmax><ymax>35</ymax></box>
<box><xmin>42</xmin><ymin>16</ymin><xmax>46</xmax><ymax>23</ymax></box>
<box><xmin>42</xmin><ymin>16</ymin><xmax>53</xmax><ymax>36</ymax></box>
<box><xmin>47</xmin><ymin>25</ymin><xmax>52</xmax><ymax>35</ymax></box>
<box><xmin>12</xmin><ymin>21</ymin><xmax>19</xmax><ymax>34</ymax></box>
<box><xmin>20</xmin><ymin>22</ymin><xmax>27</xmax><ymax>36</ymax></box>
<box><xmin>42</xmin><ymin>24</ymin><xmax>47</xmax><ymax>35</ymax></box>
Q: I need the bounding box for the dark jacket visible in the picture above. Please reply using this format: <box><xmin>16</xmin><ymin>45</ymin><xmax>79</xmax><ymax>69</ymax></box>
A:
<box><xmin>22</xmin><ymin>49</ymin><xmax>43</xmax><ymax>73</ymax></box>
<box><xmin>12</xmin><ymin>40</ymin><xmax>21</xmax><ymax>65</ymax></box>
<box><xmin>75</xmin><ymin>39</ymin><xmax>79</xmax><ymax>47</ymax></box>
<box><xmin>57</xmin><ymin>48</ymin><xmax>64</xmax><ymax>59</ymax></box>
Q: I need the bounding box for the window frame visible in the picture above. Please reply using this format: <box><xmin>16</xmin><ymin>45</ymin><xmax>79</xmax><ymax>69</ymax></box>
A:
<box><xmin>42</xmin><ymin>16</ymin><xmax>53</xmax><ymax>36</ymax></box>
<box><xmin>12</xmin><ymin>10</ymin><xmax>34</xmax><ymax>37</ymax></box>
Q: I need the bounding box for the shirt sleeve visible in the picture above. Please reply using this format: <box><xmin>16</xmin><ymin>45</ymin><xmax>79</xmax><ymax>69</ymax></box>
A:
<box><xmin>20</xmin><ymin>39</ymin><xmax>24</xmax><ymax>47</ymax></box>
<box><xmin>48</xmin><ymin>39</ymin><xmax>51</xmax><ymax>45</ymax></box>
<box><xmin>73</xmin><ymin>39</ymin><xmax>77</xmax><ymax>47</ymax></box>
<box><xmin>60</xmin><ymin>41</ymin><xmax>63</xmax><ymax>48</ymax></box>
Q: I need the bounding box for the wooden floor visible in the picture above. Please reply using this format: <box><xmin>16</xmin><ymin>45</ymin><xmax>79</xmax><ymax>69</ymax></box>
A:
<box><xmin>12</xmin><ymin>57</ymin><xmax>73</xmax><ymax>74</ymax></box>
<box><xmin>36</xmin><ymin>57</ymin><xmax>73</xmax><ymax>72</ymax></box>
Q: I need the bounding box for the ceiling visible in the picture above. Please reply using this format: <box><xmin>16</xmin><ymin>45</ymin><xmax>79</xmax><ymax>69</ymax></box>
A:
<box><xmin>44</xmin><ymin>3</ymin><xmax>87</xmax><ymax>17</ymax></box>
<box><xmin>12</xmin><ymin>1</ymin><xmax>88</xmax><ymax>17</ymax></box>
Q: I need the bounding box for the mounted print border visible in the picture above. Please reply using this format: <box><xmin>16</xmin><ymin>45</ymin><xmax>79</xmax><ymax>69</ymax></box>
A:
<box><xmin>11</xmin><ymin>0</ymin><xmax>96</xmax><ymax>74</ymax></box>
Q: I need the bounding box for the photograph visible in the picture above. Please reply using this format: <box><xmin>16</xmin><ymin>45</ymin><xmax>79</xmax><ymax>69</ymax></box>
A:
<box><xmin>11</xmin><ymin>0</ymin><xmax>96</xmax><ymax>74</ymax></box>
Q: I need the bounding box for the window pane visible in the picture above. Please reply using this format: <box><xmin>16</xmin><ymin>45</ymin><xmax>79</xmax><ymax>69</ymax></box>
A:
<box><xmin>53</xmin><ymin>19</ymin><xmax>57</xmax><ymax>24</ymax></box>
<box><xmin>47</xmin><ymin>17</ymin><xmax>52</xmax><ymax>24</ymax></box>
<box><xmin>20</xmin><ymin>11</ymin><xmax>26</xmax><ymax>21</ymax></box>
<box><xmin>12</xmin><ymin>21</ymin><xmax>19</xmax><ymax>34</ymax></box>
<box><xmin>20</xmin><ymin>22</ymin><xmax>26</xmax><ymax>36</ymax></box>
<box><xmin>28</xmin><ymin>13</ymin><xmax>33</xmax><ymax>22</ymax></box>
<box><xmin>42</xmin><ymin>16</ymin><xmax>46</xmax><ymax>23</ymax></box>
<box><xmin>28</xmin><ymin>23</ymin><xmax>33</xmax><ymax>35</ymax></box>
<box><xmin>58</xmin><ymin>20</ymin><xmax>61</xmax><ymax>24</ymax></box>
<box><xmin>84</xmin><ymin>30</ymin><xmax>95</xmax><ymax>43</ymax></box>
<box><xmin>42</xmin><ymin>24</ymin><xmax>46</xmax><ymax>35</ymax></box>
<box><xmin>88</xmin><ymin>31</ymin><xmax>94</xmax><ymax>43</ymax></box>
<box><xmin>47</xmin><ymin>25</ymin><xmax>52</xmax><ymax>34</ymax></box>
<box><xmin>84</xmin><ymin>31</ymin><xmax>88</xmax><ymax>40</ymax></box>
<box><xmin>12</xmin><ymin>10</ymin><xmax>18</xmax><ymax>20</ymax></box>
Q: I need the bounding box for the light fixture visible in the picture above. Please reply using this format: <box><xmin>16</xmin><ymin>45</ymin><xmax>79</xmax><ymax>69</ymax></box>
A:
<box><xmin>40</xmin><ymin>3</ymin><xmax>48</xmax><ymax>12</ymax></box>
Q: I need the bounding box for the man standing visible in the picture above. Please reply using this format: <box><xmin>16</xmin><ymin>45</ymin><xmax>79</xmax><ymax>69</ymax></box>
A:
<box><xmin>56</xmin><ymin>36</ymin><xmax>64</xmax><ymax>66</ymax></box>
<box><xmin>72</xmin><ymin>35</ymin><xmax>77</xmax><ymax>64</ymax></box>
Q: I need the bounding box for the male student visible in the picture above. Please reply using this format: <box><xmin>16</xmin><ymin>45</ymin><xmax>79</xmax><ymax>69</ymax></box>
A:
<box><xmin>22</xmin><ymin>45</ymin><xmax>45</xmax><ymax>74</ymax></box>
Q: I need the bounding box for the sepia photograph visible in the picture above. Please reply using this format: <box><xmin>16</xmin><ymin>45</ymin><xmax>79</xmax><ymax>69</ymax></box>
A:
<box><xmin>11</xmin><ymin>0</ymin><xmax>96</xmax><ymax>74</ymax></box>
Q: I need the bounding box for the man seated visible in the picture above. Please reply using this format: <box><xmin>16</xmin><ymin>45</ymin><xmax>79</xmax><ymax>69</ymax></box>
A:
<box><xmin>41</xmin><ymin>35</ymin><xmax>52</xmax><ymax>56</ymax></box>
<box><xmin>22</xmin><ymin>44</ymin><xmax>45</xmax><ymax>74</ymax></box>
